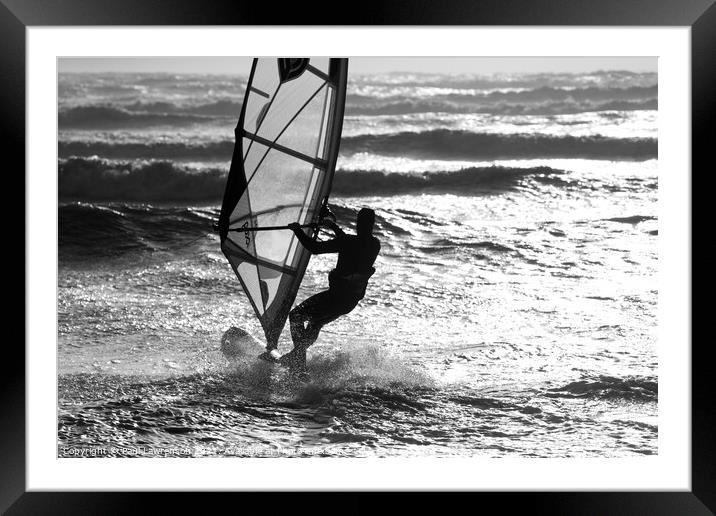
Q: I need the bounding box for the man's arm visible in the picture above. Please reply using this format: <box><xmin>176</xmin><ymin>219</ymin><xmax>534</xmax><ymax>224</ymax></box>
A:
<box><xmin>289</xmin><ymin>223</ymin><xmax>342</xmax><ymax>255</ymax></box>
<box><xmin>320</xmin><ymin>219</ymin><xmax>345</xmax><ymax>238</ymax></box>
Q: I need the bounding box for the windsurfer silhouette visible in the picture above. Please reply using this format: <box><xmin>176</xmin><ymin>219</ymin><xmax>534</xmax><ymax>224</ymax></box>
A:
<box><xmin>267</xmin><ymin>207</ymin><xmax>380</xmax><ymax>370</ymax></box>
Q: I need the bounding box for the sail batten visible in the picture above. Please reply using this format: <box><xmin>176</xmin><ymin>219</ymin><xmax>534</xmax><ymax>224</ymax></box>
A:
<box><xmin>242</xmin><ymin>131</ymin><xmax>328</xmax><ymax>168</ymax></box>
<box><xmin>219</xmin><ymin>57</ymin><xmax>349</xmax><ymax>350</ymax></box>
<box><xmin>306</xmin><ymin>64</ymin><xmax>330</xmax><ymax>81</ymax></box>
<box><xmin>249</xmin><ymin>86</ymin><xmax>270</xmax><ymax>98</ymax></box>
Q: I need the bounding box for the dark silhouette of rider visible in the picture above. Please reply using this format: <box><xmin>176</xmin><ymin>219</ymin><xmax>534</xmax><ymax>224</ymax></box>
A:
<box><xmin>279</xmin><ymin>207</ymin><xmax>380</xmax><ymax>369</ymax></box>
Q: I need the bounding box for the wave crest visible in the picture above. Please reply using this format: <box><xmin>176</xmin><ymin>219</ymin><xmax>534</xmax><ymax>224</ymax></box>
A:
<box><xmin>59</xmin><ymin>158</ymin><xmax>227</xmax><ymax>201</ymax></box>
<box><xmin>59</xmin><ymin>157</ymin><xmax>565</xmax><ymax>201</ymax></box>
<box><xmin>546</xmin><ymin>375</ymin><xmax>657</xmax><ymax>402</ymax></box>
<box><xmin>59</xmin><ymin>105</ymin><xmax>213</xmax><ymax>128</ymax></box>
<box><xmin>60</xmin><ymin>131</ymin><xmax>657</xmax><ymax>162</ymax></box>
<box><xmin>341</xmin><ymin>130</ymin><xmax>657</xmax><ymax>161</ymax></box>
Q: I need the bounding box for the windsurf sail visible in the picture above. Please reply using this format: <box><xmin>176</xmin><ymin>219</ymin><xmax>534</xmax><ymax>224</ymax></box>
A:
<box><xmin>218</xmin><ymin>58</ymin><xmax>349</xmax><ymax>350</ymax></box>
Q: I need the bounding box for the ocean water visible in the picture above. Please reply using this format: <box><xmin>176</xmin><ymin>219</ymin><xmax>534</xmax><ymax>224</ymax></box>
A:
<box><xmin>57</xmin><ymin>66</ymin><xmax>658</xmax><ymax>458</ymax></box>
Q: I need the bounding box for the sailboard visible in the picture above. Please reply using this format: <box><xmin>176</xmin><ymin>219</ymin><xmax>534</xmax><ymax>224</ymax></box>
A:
<box><xmin>217</xmin><ymin>58</ymin><xmax>349</xmax><ymax>351</ymax></box>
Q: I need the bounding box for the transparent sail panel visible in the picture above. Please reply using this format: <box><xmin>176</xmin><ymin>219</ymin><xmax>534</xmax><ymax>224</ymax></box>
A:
<box><xmin>219</xmin><ymin>58</ymin><xmax>348</xmax><ymax>348</ymax></box>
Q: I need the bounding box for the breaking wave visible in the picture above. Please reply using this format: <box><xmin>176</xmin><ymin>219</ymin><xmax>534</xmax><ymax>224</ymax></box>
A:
<box><xmin>58</xmin><ymin>100</ymin><xmax>242</xmax><ymax>129</ymax></box>
<box><xmin>341</xmin><ymin>130</ymin><xmax>657</xmax><ymax>161</ymax></box>
<box><xmin>122</xmin><ymin>99</ymin><xmax>241</xmax><ymax>116</ymax></box>
<box><xmin>59</xmin><ymin>131</ymin><xmax>657</xmax><ymax>161</ymax></box>
<box><xmin>59</xmin><ymin>105</ymin><xmax>216</xmax><ymax>128</ymax></box>
<box><xmin>58</xmin><ymin>157</ymin><xmax>565</xmax><ymax>201</ymax></box>
<box><xmin>58</xmin><ymin>202</ymin><xmax>217</xmax><ymax>258</ymax></box>
<box><xmin>546</xmin><ymin>375</ymin><xmax>657</xmax><ymax>402</ymax></box>
<box><xmin>59</xmin><ymin>158</ymin><xmax>227</xmax><ymax>201</ymax></box>
<box><xmin>331</xmin><ymin>167</ymin><xmax>561</xmax><ymax>195</ymax></box>
<box><xmin>57</xmin><ymin>84</ymin><xmax>656</xmax><ymax>129</ymax></box>
<box><xmin>349</xmin><ymin>70</ymin><xmax>657</xmax><ymax>91</ymax></box>
<box><xmin>59</xmin><ymin>140</ymin><xmax>235</xmax><ymax>161</ymax></box>
<box><xmin>346</xmin><ymin>98</ymin><xmax>657</xmax><ymax>117</ymax></box>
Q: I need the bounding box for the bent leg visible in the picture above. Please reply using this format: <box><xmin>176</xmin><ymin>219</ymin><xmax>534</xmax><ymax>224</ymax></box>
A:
<box><xmin>283</xmin><ymin>291</ymin><xmax>359</xmax><ymax>370</ymax></box>
<box><xmin>289</xmin><ymin>290</ymin><xmax>334</xmax><ymax>353</ymax></box>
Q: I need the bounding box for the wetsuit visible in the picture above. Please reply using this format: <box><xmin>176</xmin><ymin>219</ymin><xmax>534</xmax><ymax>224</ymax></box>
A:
<box><xmin>289</xmin><ymin>225</ymin><xmax>380</xmax><ymax>353</ymax></box>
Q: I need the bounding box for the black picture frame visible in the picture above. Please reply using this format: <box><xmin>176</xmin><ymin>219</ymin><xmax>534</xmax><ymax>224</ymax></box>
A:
<box><xmin>5</xmin><ymin>0</ymin><xmax>712</xmax><ymax>513</ymax></box>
